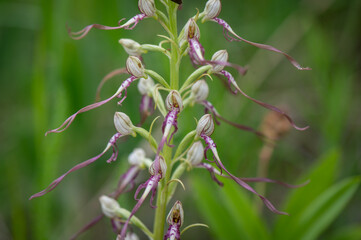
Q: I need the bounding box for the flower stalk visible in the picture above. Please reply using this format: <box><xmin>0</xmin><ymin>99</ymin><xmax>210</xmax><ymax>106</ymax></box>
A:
<box><xmin>30</xmin><ymin>0</ymin><xmax>311</xmax><ymax>239</ymax></box>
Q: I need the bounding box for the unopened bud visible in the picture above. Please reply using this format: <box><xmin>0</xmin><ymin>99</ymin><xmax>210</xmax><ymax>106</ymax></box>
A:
<box><xmin>191</xmin><ymin>80</ymin><xmax>209</xmax><ymax>102</ymax></box>
<box><xmin>166</xmin><ymin>201</ymin><xmax>184</xmax><ymax>227</ymax></box>
<box><xmin>128</xmin><ymin>148</ymin><xmax>146</xmax><ymax>166</ymax></box>
<box><xmin>124</xmin><ymin>233</ymin><xmax>140</xmax><ymax>240</ymax></box>
<box><xmin>119</xmin><ymin>38</ymin><xmax>143</xmax><ymax>56</ymax></box>
<box><xmin>210</xmin><ymin>49</ymin><xmax>228</xmax><ymax>73</ymax></box>
<box><xmin>187</xmin><ymin>141</ymin><xmax>204</xmax><ymax>166</ymax></box>
<box><xmin>138</xmin><ymin>0</ymin><xmax>156</xmax><ymax>17</ymax></box>
<box><xmin>114</xmin><ymin>112</ymin><xmax>134</xmax><ymax>135</ymax></box>
<box><xmin>137</xmin><ymin>77</ymin><xmax>154</xmax><ymax>95</ymax></box>
<box><xmin>99</xmin><ymin>195</ymin><xmax>121</xmax><ymax>218</ymax></box>
<box><xmin>196</xmin><ymin>114</ymin><xmax>214</xmax><ymax>136</ymax></box>
<box><xmin>186</xmin><ymin>19</ymin><xmax>200</xmax><ymax>40</ymax></box>
<box><xmin>202</xmin><ymin>0</ymin><xmax>221</xmax><ymax>22</ymax></box>
<box><xmin>149</xmin><ymin>156</ymin><xmax>167</xmax><ymax>177</ymax></box>
<box><xmin>126</xmin><ymin>56</ymin><xmax>146</xmax><ymax>78</ymax></box>
<box><xmin>166</xmin><ymin>90</ymin><xmax>183</xmax><ymax>111</ymax></box>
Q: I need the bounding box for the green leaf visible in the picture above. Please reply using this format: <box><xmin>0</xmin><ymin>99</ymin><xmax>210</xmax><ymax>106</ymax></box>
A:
<box><xmin>191</xmin><ymin>172</ymin><xmax>269</xmax><ymax>240</ymax></box>
<box><xmin>291</xmin><ymin>176</ymin><xmax>360</xmax><ymax>240</ymax></box>
<box><xmin>328</xmin><ymin>225</ymin><xmax>361</xmax><ymax>240</ymax></box>
<box><xmin>221</xmin><ymin>179</ymin><xmax>270</xmax><ymax>240</ymax></box>
<box><xmin>273</xmin><ymin>148</ymin><xmax>340</xmax><ymax>238</ymax></box>
<box><xmin>191</xmin><ymin>173</ymin><xmax>248</xmax><ymax>240</ymax></box>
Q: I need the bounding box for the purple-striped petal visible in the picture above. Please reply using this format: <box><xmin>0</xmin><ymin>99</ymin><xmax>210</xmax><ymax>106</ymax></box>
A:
<box><xmin>29</xmin><ymin>133</ymin><xmax>122</xmax><ymax>199</ymax></box>
<box><xmin>212</xmin><ymin>17</ymin><xmax>311</xmax><ymax>71</ymax></box>
<box><xmin>67</xmin><ymin>19</ymin><xmax>126</xmax><ymax>40</ymax></box>
<box><xmin>201</xmin><ymin>134</ymin><xmax>287</xmax><ymax>215</ymax></box>
<box><xmin>220</xmin><ymin>70</ymin><xmax>309</xmax><ymax>131</ymax></box>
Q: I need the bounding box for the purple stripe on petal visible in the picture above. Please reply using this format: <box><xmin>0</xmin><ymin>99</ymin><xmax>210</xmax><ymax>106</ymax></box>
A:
<box><xmin>199</xmin><ymin>163</ymin><xmax>224</xmax><ymax>186</ymax></box>
<box><xmin>134</xmin><ymin>182</ymin><xmax>147</xmax><ymax>201</ymax></box>
<box><xmin>138</xmin><ymin>95</ymin><xmax>155</xmax><ymax>126</ymax></box>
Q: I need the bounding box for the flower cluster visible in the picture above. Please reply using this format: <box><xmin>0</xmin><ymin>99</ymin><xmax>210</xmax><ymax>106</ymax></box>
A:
<box><xmin>30</xmin><ymin>0</ymin><xmax>310</xmax><ymax>239</ymax></box>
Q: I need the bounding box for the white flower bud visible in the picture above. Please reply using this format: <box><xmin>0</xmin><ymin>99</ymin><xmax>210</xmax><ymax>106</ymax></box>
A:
<box><xmin>128</xmin><ymin>148</ymin><xmax>146</xmax><ymax>166</ymax></box>
<box><xmin>186</xmin><ymin>19</ymin><xmax>200</xmax><ymax>40</ymax></box>
<box><xmin>124</xmin><ymin>233</ymin><xmax>140</xmax><ymax>240</ymax></box>
<box><xmin>202</xmin><ymin>0</ymin><xmax>221</xmax><ymax>22</ymax></box>
<box><xmin>149</xmin><ymin>156</ymin><xmax>167</xmax><ymax>177</ymax></box>
<box><xmin>179</xmin><ymin>18</ymin><xmax>200</xmax><ymax>46</ymax></box>
<box><xmin>187</xmin><ymin>141</ymin><xmax>204</xmax><ymax>166</ymax></box>
<box><xmin>119</xmin><ymin>38</ymin><xmax>143</xmax><ymax>56</ymax></box>
<box><xmin>137</xmin><ymin>77</ymin><xmax>154</xmax><ymax>95</ymax></box>
<box><xmin>196</xmin><ymin>114</ymin><xmax>214</xmax><ymax>136</ymax></box>
<box><xmin>210</xmin><ymin>49</ymin><xmax>228</xmax><ymax>73</ymax></box>
<box><xmin>114</xmin><ymin>112</ymin><xmax>134</xmax><ymax>135</ymax></box>
<box><xmin>138</xmin><ymin>0</ymin><xmax>156</xmax><ymax>17</ymax></box>
<box><xmin>166</xmin><ymin>200</ymin><xmax>184</xmax><ymax>227</ymax></box>
<box><xmin>99</xmin><ymin>195</ymin><xmax>121</xmax><ymax>218</ymax></box>
<box><xmin>126</xmin><ymin>56</ymin><xmax>146</xmax><ymax>78</ymax></box>
<box><xmin>191</xmin><ymin>80</ymin><xmax>209</xmax><ymax>102</ymax></box>
<box><xmin>165</xmin><ymin>90</ymin><xmax>183</xmax><ymax>111</ymax></box>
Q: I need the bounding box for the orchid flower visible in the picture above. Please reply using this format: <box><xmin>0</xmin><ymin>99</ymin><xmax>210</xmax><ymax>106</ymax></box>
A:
<box><xmin>118</xmin><ymin>156</ymin><xmax>167</xmax><ymax>240</ymax></box>
<box><xmin>158</xmin><ymin>91</ymin><xmax>183</xmax><ymax>153</ymax></box>
<box><xmin>68</xmin><ymin>0</ymin><xmax>156</xmax><ymax>40</ymax></box>
<box><xmin>200</xmin><ymin>0</ymin><xmax>311</xmax><ymax>71</ymax></box>
<box><xmin>46</xmin><ymin>57</ymin><xmax>146</xmax><ymax>135</ymax></box>
<box><xmin>187</xmin><ymin>141</ymin><xmax>307</xmax><ymax>188</ymax></box>
<box><xmin>217</xmin><ymin>69</ymin><xmax>309</xmax><ymax>131</ymax></box>
<box><xmin>30</xmin><ymin>112</ymin><xmax>134</xmax><ymax>200</ymax></box>
<box><xmin>137</xmin><ymin>77</ymin><xmax>155</xmax><ymax>125</ymax></box>
<box><xmin>186</xmin><ymin>19</ymin><xmax>247</xmax><ymax>76</ymax></box>
<box><xmin>185</xmin><ymin>22</ymin><xmax>308</xmax><ymax>131</ymax></box>
<box><xmin>196</xmin><ymin>114</ymin><xmax>287</xmax><ymax>215</ymax></box>
<box><xmin>70</xmin><ymin>148</ymin><xmax>152</xmax><ymax>240</ymax></box>
<box><xmin>189</xmin><ymin>79</ymin><xmax>264</xmax><ymax>137</ymax></box>
<box><xmin>164</xmin><ymin>201</ymin><xmax>184</xmax><ymax>240</ymax></box>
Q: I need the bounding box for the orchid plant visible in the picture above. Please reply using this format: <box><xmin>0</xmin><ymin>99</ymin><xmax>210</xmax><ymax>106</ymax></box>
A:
<box><xmin>30</xmin><ymin>0</ymin><xmax>311</xmax><ymax>239</ymax></box>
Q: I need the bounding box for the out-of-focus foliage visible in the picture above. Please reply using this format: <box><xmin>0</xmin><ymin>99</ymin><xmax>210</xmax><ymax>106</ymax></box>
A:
<box><xmin>0</xmin><ymin>0</ymin><xmax>360</xmax><ymax>239</ymax></box>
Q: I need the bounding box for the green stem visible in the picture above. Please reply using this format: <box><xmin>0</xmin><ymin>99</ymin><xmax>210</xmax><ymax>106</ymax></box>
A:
<box><xmin>169</xmin><ymin>2</ymin><xmax>179</xmax><ymax>90</ymax></box>
<box><xmin>153</xmin><ymin>143</ymin><xmax>173</xmax><ymax>240</ymax></box>
<box><xmin>153</xmin><ymin>2</ymin><xmax>179</xmax><ymax>239</ymax></box>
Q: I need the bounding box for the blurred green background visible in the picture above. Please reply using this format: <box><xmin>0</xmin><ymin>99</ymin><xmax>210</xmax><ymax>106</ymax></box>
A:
<box><xmin>1</xmin><ymin>0</ymin><xmax>360</xmax><ymax>239</ymax></box>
